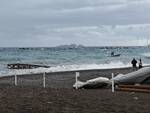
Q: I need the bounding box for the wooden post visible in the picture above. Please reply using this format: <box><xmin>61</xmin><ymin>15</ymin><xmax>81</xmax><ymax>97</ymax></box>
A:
<box><xmin>15</xmin><ymin>74</ymin><xmax>17</xmax><ymax>86</ymax></box>
<box><xmin>75</xmin><ymin>72</ymin><xmax>80</xmax><ymax>89</ymax></box>
<box><xmin>43</xmin><ymin>72</ymin><xmax>46</xmax><ymax>88</ymax></box>
<box><xmin>112</xmin><ymin>73</ymin><xmax>115</xmax><ymax>93</ymax></box>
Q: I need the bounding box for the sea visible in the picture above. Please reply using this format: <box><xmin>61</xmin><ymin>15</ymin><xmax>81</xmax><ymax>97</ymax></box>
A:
<box><xmin>0</xmin><ymin>46</ymin><xmax>150</xmax><ymax>76</ymax></box>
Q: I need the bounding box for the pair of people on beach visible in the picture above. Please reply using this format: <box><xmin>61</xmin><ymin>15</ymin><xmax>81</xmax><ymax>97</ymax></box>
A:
<box><xmin>131</xmin><ymin>58</ymin><xmax>142</xmax><ymax>71</ymax></box>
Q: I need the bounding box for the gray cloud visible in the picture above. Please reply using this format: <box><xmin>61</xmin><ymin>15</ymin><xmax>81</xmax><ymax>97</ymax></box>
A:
<box><xmin>0</xmin><ymin>0</ymin><xmax>150</xmax><ymax>47</ymax></box>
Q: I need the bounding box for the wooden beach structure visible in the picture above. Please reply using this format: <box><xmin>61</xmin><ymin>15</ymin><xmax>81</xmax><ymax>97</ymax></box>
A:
<box><xmin>116</xmin><ymin>84</ymin><xmax>150</xmax><ymax>93</ymax></box>
<box><xmin>7</xmin><ymin>63</ymin><xmax>50</xmax><ymax>69</ymax></box>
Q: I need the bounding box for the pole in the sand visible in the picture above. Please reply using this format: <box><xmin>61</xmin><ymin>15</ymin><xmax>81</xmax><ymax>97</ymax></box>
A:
<box><xmin>75</xmin><ymin>72</ymin><xmax>80</xmax><ymax>89</ymax></box>
<box><xmin>43</xmin><ymin>72</ymin><xmax>46</xmax><ymax>88</ymax></box>
<box><xmin>112</xmin><ymin>73</ymin><xmax>115</xmax><ymax>92</ymax></box>
<box><xmin>15</xmin><ymin>74</ymin><xmax>17</xmax><ymax>86</ymax></box>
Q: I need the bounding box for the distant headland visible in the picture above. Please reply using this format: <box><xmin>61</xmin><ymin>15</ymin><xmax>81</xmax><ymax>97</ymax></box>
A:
<box><xmin>56</xmin><ymin>44</ymin><xmax>85</xmax><ymax>49</ymax></box>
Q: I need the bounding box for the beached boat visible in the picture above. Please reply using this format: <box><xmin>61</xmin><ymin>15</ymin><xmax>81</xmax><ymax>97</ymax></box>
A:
<box><xmin>73</xmin><ymin>76</ymin><xmax>111</xmax><ymax>89</ymax></box>
<box><xmin>113</xmin><ymin>67</ymin><xmax>150</xmax><ymax>85</ymax></box>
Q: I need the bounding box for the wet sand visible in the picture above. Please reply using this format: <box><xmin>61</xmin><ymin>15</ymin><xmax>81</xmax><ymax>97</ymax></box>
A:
<box><xmin>0</xmin><ymin>67</ymin><xmax>150</xmax><ymax>113</ymax></box>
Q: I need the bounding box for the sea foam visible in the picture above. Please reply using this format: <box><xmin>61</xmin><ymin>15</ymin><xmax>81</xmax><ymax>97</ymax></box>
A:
<box><xmin>0</xmin><ymin>61</ymin><xmax>131</xmax><ymax>76</ymax></box>
<box><xmin>142</xmin><ymin>52</ymin><xmax>150</xmax><ymax>58</ymax></box>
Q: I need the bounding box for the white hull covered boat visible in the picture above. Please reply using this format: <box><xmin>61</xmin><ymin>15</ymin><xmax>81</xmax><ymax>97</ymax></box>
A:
<box><xmin>113</xmin><ymin>67</ymin><xmax>150</xmax><ymax>85</ymax></box>
<box><xmin>73</xmin><ymin>77</ymin><xmax>111</xmax><ymax>89</ymax></box>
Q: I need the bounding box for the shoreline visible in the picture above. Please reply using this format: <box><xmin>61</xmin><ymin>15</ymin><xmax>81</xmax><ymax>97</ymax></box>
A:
<box><xmin>0</xmin><ymin>67</ymin><xmax>134</xmax><ymax>88</ymax></box>
<box><xmin>2</xmin><ymin>64</ymin><xmax>150</xmax><ymax>77</ymax></box>
<box><xmin>1</xmin><ymin>66</ymin><xmax>133</xmax><ymax>77</ymax></box>
<box><xmin>0</xmin><ymin>65</ymin><xmax>149</xmax><ymax>89</ymax></box>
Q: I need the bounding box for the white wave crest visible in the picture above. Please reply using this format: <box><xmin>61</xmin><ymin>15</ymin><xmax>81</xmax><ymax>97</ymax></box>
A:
<box><xmin>142</xmin><ymin>52</ymin><xmax>150</xmax><ymax>58</ymax></box>
<box><xmin>0</xmin><ymin>61</ymin><xmax>131</xmax><ymax>76</ymax></box>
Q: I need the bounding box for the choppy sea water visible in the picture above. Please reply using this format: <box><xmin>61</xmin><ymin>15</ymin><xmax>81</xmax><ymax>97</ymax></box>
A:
<box><xmin>0</xmin><ymin>46</ymin><xmax>150</xmax><ymax>76</ymax></box>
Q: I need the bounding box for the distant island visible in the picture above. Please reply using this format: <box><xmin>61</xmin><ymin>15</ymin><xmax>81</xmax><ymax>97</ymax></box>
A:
<box><xmin>56</xmin><ymin>44</ymin><xmax>85</xmax><ymax>49</ymax></box>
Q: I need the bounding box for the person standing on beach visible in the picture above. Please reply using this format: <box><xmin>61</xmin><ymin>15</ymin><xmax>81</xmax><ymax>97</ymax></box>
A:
<box><xmin>131</xmin><ymin>58</ymin><xmax>137</xmax><ymax>71</ymax></box>
<box><xmin>138</xmin><ymin>58</ymin><xmax>143</xmax><ymax>69</ymax></box>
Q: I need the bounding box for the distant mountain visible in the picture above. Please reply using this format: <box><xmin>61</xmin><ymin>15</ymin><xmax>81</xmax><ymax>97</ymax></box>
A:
<box><xmin>56</xmin><ymin>44</ymin><xmax>85</xmax><ymax>49</ymax></box>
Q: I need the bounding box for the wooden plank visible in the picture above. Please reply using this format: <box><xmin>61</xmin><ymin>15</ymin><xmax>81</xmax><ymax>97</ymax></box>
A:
<box><xmin>116</xmin><ymin>87</ymin><xmax>150</xmax><ymax>93</ymax></box>
<box><xmin>7</xmin><ymin>63</ymin><xmax>50</xmax><ymax>69</ymax></box>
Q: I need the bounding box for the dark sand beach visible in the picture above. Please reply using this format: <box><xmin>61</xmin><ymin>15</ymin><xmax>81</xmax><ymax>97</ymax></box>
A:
<box><xmin>0</xmin><ymin>67</ymin><xmax>150</xmax><ymax>113</ymax></box>
<box><xmin>0</xmin><ymin>67</ymin><xmax>133</xmax><ymax>88</ymax></box>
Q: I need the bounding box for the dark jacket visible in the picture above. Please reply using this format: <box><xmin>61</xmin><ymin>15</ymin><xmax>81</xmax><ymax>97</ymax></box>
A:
<box><xmin>131</xmin><ymin>59</ymin><xmax>137</xmax><ymax>67</ymax></box>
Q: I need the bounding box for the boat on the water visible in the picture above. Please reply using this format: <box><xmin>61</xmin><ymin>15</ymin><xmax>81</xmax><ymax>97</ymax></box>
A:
<box><xmin>110</xmin><ymin>52</ymin><xmax>121</xmax><ymax>57</ymax></box>
<box><xmin>111</xmin><ymin>54</ymin><xmax>121</xmax><ymax>57</ymax></box>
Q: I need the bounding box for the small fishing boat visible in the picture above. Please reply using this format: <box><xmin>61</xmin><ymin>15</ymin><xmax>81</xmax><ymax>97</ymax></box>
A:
<box><xmin>111</xmin><ymin>54</ymin><xmax>121</xmax><ymax>57</ymax></box>
<box><xmin>110</xmin><ymin>52</ymin><xmax>121</xmax><ymax>57</ymax></box>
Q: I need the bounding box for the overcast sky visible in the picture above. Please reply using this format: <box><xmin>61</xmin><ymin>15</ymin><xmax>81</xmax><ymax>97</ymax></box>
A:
<box><xmin>0</xmin><ymin>0</ymin><xmax>150</xmax><ymax>47</ymax></box>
